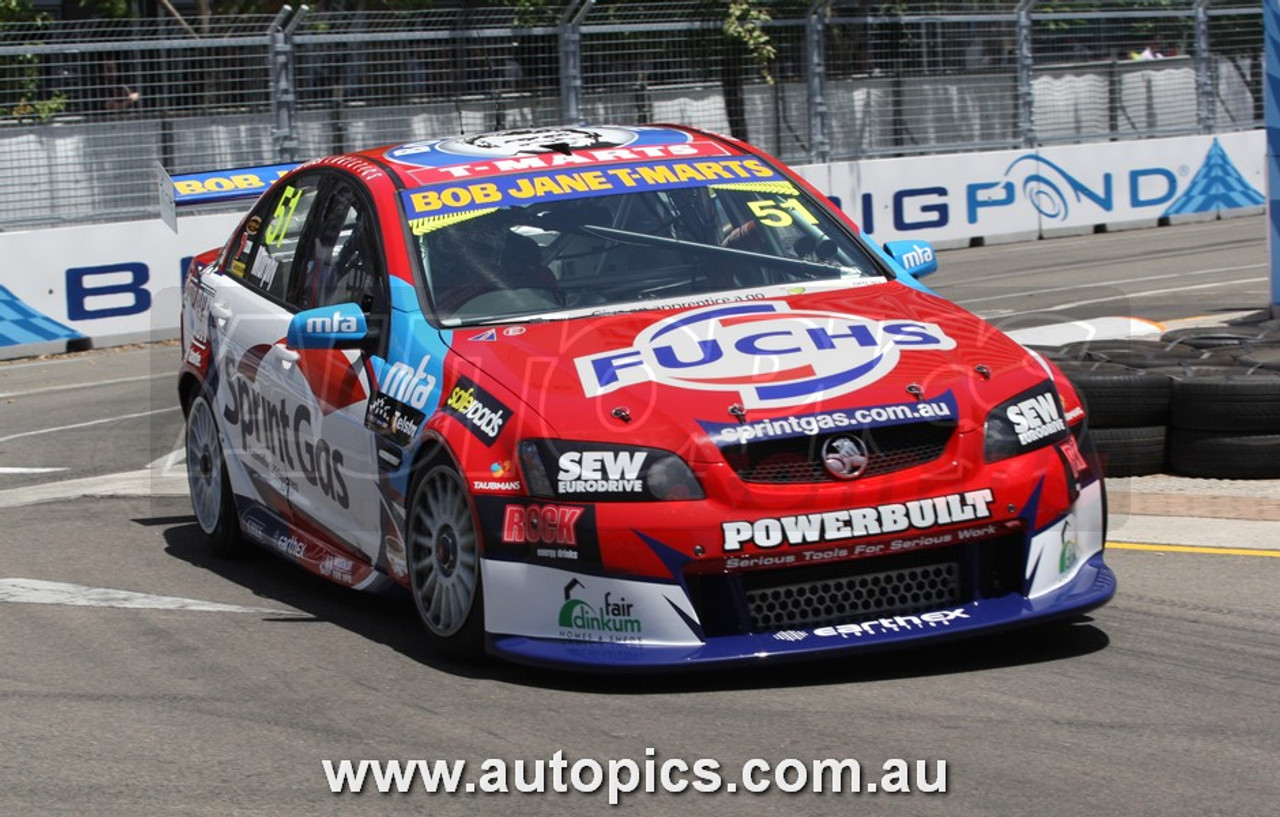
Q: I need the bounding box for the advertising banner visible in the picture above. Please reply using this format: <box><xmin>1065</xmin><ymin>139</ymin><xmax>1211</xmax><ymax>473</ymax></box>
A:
<box><xmin>0</xmin><ymin>131</ymin><xmax>1267</xmax><ymax>358</ymax></box>
<box><xmin>797</xmin><ymin>131</ymin><xmax>1266</xmax><ymax>246</ymax></box>
<box><xmin>0</xmin><ymin>213</ymin><xmax>240</xmax><ymax>358</ymax></box>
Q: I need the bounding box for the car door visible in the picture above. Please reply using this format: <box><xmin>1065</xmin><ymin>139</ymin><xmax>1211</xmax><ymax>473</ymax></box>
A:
<box><xmin>210</xmin><ymin>174</ymin><xmax>324</xmax><ymax>519</ymax></box>
<box><xmin>271</xmin><ymin>177</ymin><xmax>388</xmax><ymax>562</ymax></box>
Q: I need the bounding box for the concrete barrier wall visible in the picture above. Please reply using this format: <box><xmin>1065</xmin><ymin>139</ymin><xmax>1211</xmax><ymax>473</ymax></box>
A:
<box><xmin>0</xmin><ymin>131</ymin><xmax>1265</xmax><ymax>360</ymax></box>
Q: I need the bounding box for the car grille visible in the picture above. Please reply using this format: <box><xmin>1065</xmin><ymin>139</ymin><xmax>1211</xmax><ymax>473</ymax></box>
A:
<box><xmin>746</xmin><ymin>563</ymin><xmax>961</xmax><ymax>631</ymax></box>
<box><xmin>685</xmin><ymin>533</ymin><xmax>1024</xmax><ymax>637</ymax></box>
<box><xmin>723</xmin><ymin>421</ymin><xmax>955</xmax><ymax>483</ymax></box>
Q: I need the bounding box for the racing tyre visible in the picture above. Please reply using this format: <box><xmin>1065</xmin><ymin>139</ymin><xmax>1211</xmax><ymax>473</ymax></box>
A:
<box><xmin>407</xmin><ymin>464</ymin><xmax>486</xmax><ymax>662</ymax></box>
<box><xmin>1058</xmin><ymin>338</ymin><xmax>1206</xmax><ymax>361</ymax></box>
<box><xmin>1238</xmin><ymin>344</ymin><xmax>1280</xmax><ymax>372</ymax></box>
<box><xmin>1090</xmin><ymin>426</ymin><xmax>1167</xmax><ymax>477</ymax></box>
<box><xmin>1167</xmin><ymin>429</ymin><xmax>1280</xmax><ymax>479</ymax></box>
<box><xmin>1165</xmin><ymin>369</ymin><xmax>1280</xmax><ymax>433</ymax></box>
<box><xmin>1054</xmin><ymin>362</ymin><xmax>1171</xmax><ymax>427</ymax></box>
<box><xmin>185</xmin><ymin>394</ymin><xmax>246</xmax><ymax>558</ymax></box>
<box><xmin>1160</xmin><ymin>326</ymin><xmax>1277</xmax><ymax>350</ymax></box>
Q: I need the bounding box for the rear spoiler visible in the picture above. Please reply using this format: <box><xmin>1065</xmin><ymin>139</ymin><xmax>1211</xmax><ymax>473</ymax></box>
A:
<box><xmin>158</xmin><ymin>161</ymin><xmax>302</xmax><ymax>232</ymax></box>
<box><xmin>170</xmin><ymin>162</ymin><xmax>303</xmax><ymax>205</ymax></box>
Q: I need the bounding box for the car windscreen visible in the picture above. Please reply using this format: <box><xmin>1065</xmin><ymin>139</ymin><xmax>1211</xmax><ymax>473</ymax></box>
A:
<box><xmin>404</xmin><ymin>165</ymin><xmax>888</xmax><ymax>326</ymax></box>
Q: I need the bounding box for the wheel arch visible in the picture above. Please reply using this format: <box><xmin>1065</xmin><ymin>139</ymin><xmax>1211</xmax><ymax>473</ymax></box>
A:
<box><xmin>178</xmin><ymin>372</ymin><xmax>203</xmax><ymax>417</ymax></box>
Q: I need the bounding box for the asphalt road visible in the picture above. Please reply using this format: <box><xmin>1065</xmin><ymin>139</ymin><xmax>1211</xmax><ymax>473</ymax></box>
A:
<box><xmin>935</xmin><ymin>212</ymin><xmax>1271</xmax><ymax>329</ymax></box>
<box><xmin>1</xmin><ymin>215</ymin><xmax>1277</xmax><ymax>817</ymax></box>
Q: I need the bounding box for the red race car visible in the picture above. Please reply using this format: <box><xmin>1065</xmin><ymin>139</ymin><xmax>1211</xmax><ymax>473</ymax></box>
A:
<box><xmin>176</xmin><ymin>124</ymin><xmax>1113</xmax><ymax>669</ymax></box>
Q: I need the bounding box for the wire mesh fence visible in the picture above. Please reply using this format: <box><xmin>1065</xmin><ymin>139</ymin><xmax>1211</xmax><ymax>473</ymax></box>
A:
<box><xmin>0</xmin><ymin>1</ymin><xmax>1264</xmax><ymax>230</ymax></box>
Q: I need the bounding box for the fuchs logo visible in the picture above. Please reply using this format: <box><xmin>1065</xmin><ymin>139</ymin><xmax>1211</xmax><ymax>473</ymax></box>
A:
<box><xmin>557</xmin><ymin>579</ymin><xmax>642</xmax><ymax>643</ymax></box>
<box><xmin>575</xmin><ymin>302</ymin><xmax>956</xmax><ymax>410</ymax></box>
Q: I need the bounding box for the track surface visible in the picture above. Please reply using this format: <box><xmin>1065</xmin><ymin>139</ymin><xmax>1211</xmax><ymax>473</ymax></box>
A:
<box><xmin>1</xmin><ymin>216</ymin><xmax>1277</xmax><ymax>816</ymax></box>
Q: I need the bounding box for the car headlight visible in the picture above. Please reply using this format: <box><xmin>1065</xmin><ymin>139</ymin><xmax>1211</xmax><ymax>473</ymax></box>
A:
<box><xmin>984</xmin><ymin>381</ymin><xmax>1070</xmax><ymax>462</ymax></box>
<box><xmin>518</xmin><ymin>440</ymin><xmax>704</xmax><ymax>501</ymax></box>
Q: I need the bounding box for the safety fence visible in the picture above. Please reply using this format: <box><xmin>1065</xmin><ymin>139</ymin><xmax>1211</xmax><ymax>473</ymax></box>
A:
<box><xmin>0</xmin><ymin>1</ymin><xmax>1265</xmax><ymax>230</ymax></box>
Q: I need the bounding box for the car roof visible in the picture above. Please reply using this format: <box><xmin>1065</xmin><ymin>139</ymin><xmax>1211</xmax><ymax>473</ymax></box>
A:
<box><xmin>350</xmin><ymin>124</ymin><xmax>748</xmax><ymax>188</ymax></box>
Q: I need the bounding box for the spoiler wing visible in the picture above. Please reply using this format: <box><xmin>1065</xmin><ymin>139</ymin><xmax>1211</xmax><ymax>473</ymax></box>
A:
<box><xmin>170</xmin><ymin>162</ymin><xmax>303</xmax><ymax>206</ymax></box>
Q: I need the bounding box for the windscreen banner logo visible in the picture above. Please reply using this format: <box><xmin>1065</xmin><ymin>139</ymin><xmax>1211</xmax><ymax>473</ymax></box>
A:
<box><xmin>701</xmin><ymin>392</ymin><xmax>957</xmax><ymax>445</ymax></box>
<box><xmin>402</xmin><ymin>157</ymin><xmax>778</xmax><ymax>224</ymax></box>
<box><xmin>576</xmin><ymin>302</ymin><xmax>956</xmax><ymax>410</ymax></box>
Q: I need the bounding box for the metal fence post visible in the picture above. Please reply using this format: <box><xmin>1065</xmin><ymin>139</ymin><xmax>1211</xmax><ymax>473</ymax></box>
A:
<box><xmin>1016</xmin><ymin>0</ymin><xmax>1037</xmax><ymax>148</ymax></box>
<box><xmin>559</xmin><ymin>0</ymin><xmax>594</xmax><ymax>124</ymax></box>
<box><xmin>806</xmin><ymin>0</ymin><xmax>831</xmax><ymax>164</ymax></box>
<box><xmin>269</xmin><ymin>5</ymin><xmax>306</xmax><ymax>162</ymax></box>
<box><xmin>1194</xmin><ymin>0</ymin><xmax>1214</xmax><ymax>135</ymax></box>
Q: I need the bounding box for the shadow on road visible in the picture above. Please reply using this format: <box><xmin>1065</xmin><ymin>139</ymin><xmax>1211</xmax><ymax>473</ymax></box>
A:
<box><xmin>156</xmin><ymin>518</ymin><xmax>1111</xmax><ymax>694</ymax></box>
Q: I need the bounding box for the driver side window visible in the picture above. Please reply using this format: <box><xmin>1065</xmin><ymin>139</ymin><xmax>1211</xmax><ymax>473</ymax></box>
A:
<box><xmin>228</xmin><ymin>176</ymin><xmax>322</xmax><ymax>303</ymax></box>
<box><xmin>295</xmin><ymin>181</ymin><xmax>386</xmax><ymax>315</ymax></box>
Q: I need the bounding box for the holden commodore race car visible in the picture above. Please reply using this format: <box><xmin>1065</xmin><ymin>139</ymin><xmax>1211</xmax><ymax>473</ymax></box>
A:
<box><xmin>176</xmin><ymin>124</ymin><xmax>1114</xmax><ymax>669</ymax></box>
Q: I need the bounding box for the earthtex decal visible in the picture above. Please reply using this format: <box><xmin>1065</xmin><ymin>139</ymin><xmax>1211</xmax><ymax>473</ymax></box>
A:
<box><xmin>722</xmin><ymin>488</ymin><xmax>995</xmax><ymax>552</ymax></box>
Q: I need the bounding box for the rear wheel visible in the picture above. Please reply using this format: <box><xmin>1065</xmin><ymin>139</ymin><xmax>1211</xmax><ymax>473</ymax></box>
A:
<box><xmin>407</xmin><ymin>464</ymin><xmax>485</xmax><ymax>661</ymax></box>
<box><xmin>185</xmin><ymin>394</ymin><xmax>245</xmax><ymax>557</ymax></box>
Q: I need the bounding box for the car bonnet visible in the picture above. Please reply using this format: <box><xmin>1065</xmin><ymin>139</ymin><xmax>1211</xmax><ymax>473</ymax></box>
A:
<box><xmin>441</xmin><ymin>282</ymin><xmax>1054</xmax><ymax>463</ymax></box>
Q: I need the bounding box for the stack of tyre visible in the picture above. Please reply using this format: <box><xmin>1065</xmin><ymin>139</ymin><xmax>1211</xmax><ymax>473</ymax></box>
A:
<box><xmin>1033</xmin><ymin>320</ymin><xmax>1280</xmax><ymax>479</ymax></box>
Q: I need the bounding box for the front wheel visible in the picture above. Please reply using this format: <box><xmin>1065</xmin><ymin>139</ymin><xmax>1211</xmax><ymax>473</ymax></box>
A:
<box><xmin>407</xmin><ymin>464</ymin><xmax>485</xmax><ymax>661</ymax></box>
<box><xmin>185</xmin><ymin>394</ymin><xmax>245</xmax><ymax>557</ymax></box>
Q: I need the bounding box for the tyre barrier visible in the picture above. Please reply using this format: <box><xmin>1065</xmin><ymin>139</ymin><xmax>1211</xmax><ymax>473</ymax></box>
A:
<box><xmin>1033</xmin><ymin>326</ymin><xmax>1280</xmax><ymax>479</ymax></box>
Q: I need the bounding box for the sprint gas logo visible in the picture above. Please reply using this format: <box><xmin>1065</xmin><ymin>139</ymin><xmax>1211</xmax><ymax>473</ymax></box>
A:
<box><xmin>575</xmin><ymin>302</ymin><xmax>955</xmax><ymax>409</ymax></box>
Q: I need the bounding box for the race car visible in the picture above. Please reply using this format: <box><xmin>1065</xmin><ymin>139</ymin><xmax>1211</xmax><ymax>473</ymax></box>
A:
<box><xmin>176</xmin><ymin>124</ymin><xmax>1114</xmax><ymax>669</ymax></box>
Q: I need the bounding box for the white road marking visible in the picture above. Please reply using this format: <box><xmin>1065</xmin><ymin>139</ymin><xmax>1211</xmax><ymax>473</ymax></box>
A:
<box><xmin>976</xmin><ymin>277</ymin><xmax>1269</xmax><ymax>320</ymax></box>
<box><xmin>0</xmin><ymin>357</ymin><xmax>82</xmax><ymax>371</ymax></box>
<box><xmin>0</xmin><ymin>406</ymin><xmax>180</xmax><ymax>445</ymax></box>
<box><xmin>0</xmin><ymin>467</ymin><xmax>68</xmax><ymax>474</ymax></box>
<box><xmin>954</xmin><ymin>263</ymin><xmax>1266</xmax><ymax>306</ymax></box>
<box><xmin>0</xmin><ymin>372</ymin><xmax>171</xmax><ymax>400</ymax></box>
<box><xmin>0</xmin><ymin>458</ymin><xmax>188</xmax><ymax>508</ymax></box>
<box><xmin>0</xmin><ymin>578</ymin><xmax>309</xmax><ymax>616</ymax></box>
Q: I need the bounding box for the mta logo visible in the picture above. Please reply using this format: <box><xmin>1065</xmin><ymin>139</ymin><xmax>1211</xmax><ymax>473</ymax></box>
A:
<box><xmin>305</xmin><ymin>310</ymin><xmax>359</xmax><ymax>334</ymax></box>
<box><xmin>899</xmin><ymin>243</ymin><xmax>934</xmax><ymax>269</ymax></box>
<box><xmin>575</xmin><ymin>302</ymin><xmax>955</xmax><ymax>409</ymax></box>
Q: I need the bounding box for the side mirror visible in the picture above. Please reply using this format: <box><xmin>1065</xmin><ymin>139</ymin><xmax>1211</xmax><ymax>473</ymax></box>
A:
<box><xmin>287</xmin><ymin>303</ymin><xmax>369</xmax><ymax>349</ymax></box>
<box><xmin>882</xmin><ymin>240</ymin><xmax>939</xmax><ymax>279</ymax></box>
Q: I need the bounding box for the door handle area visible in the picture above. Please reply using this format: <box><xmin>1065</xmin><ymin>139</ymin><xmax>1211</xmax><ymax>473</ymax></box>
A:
<box><xmin>275</xmin><ymin>346</ymin><xmax>300</xmax><ymax>367</ymax></box>
<box><xmin>209</xmin><ymin>301</ymin><xmax>232</xmax><ymax>323</ymax></box>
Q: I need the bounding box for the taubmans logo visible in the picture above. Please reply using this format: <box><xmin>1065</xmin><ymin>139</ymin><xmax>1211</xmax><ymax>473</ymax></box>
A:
<box><xmin>575</xmin><ymin>302</ymin><xmax>956</xmax><ymax>410</ymax></box>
